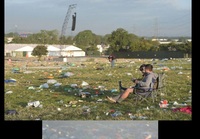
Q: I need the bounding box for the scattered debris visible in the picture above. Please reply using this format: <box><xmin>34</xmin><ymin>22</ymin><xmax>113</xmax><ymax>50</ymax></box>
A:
<box><xmin>172</xmin><ymin>106</ymin><xmax>192</xmax><ymax>114</ymax></box>
<box><xmin>159</xmin><ymin>100</ymin><xmax>168</xmax><ymax>108</ymax></box>
<box><xmin>5</xmin><ymin>91</ymin><xmax>13</xmax><ymax>94</ymax></box>
<box><xmin>6</xmin><ymin>110</ymin><xmax>18</xmax><ymax>115</ymax></box>
<box><xmin>27</xmin><ymin>101</ymin><xmax>41</xmax><ymax>107</ymax></box>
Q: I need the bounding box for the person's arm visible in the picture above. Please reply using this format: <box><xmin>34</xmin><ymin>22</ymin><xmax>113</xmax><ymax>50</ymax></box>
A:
<box><xmin>135</xmin><ymin>73</ymin><xmax>153</xmax><ymax>87</ymax></box>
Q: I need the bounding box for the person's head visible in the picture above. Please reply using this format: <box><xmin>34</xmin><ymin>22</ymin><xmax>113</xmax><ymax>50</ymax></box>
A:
<box><xmin>139</xmin><ymin>64</ymin><xmax>146</xmax><ymax>74</ymax></box>
<box><xmin>144</xmin><ymin>64</ymin><xmax>153</xmax><ymax>73</ymax></box>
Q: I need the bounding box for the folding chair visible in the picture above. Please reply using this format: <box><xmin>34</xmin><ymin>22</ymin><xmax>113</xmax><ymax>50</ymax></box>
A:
<box><xmin>118</xmin><ymin>80</ymin><xmax>154</xmax><ymax>104</ymax></box>
<box><xmin>153</xmin><ymin>72</ymin><xmax>166</xmax><ymax>100</ymax></box>
<box><xmin>134</xmin><ymin>72</ymin><xmax>166</xmax><ymax>104</ymax></box>
<box><xmin>134</xmin><ymin>84</ymin><xmax>155</xmax><ymax>104</ymax></box>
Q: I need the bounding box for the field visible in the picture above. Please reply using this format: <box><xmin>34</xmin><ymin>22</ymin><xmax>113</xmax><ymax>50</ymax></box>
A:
<box><xmin>4</xmin><ymin>57</ymin><xmax>192</xmax><ymax>120</ymax></box>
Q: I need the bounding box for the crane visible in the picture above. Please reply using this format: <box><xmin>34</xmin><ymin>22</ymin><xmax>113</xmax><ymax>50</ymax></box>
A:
<box><xmin>60</xmin><ymin>4</ymin><xmax>77</xmax><ymax>37</ymax></box>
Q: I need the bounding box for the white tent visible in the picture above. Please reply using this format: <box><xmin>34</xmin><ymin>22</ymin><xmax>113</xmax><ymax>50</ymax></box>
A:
<box><xmin>15</xmin><ymin>46</ymin><xmax>34</xmax><ymax>51</ymax></box>
<box><xmin>5</xmin><ymin>44</ymin><xmax>37</xmax><ymax>57</ymax></box>
<box><xmin>14</xmin><ymin>46</ymin><xmax>34</xmax><ymax>57</ymax></box>
<box><xmin>47</xmin><ymin>45</ymin><xmax>61</xmax><ymax>56</ymax></box>
<box><xmin>62</xmin><ymin>45</ymin><xmax>82</xmax><ymax>51</ymax></box>
<box><xmin>61</xmin><ymin>45</ymin><xmax>85</xmax><ymax>57</ymax></box>
<box><xmin>47</xmin><ymin>45</ymin><xmax>60</xmax><ymax>51</ymax></box>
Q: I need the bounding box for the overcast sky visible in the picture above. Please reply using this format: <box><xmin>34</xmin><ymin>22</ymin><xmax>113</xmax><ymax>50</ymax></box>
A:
<box><xmin>5</xmin><ymin>0</ymin><xmax>191</xmax><ymax>37</ymax></box>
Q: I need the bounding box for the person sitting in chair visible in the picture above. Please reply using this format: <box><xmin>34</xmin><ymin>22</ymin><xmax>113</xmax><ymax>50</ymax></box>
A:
<box><xmin>107</xmin><ymin>64</ymin><xmax>158</xmax><ymax>103</ymax></box>
<box><xmin>120</xmin><ymin>64</ymin><xmax>146</xmax><ymax>91</ymax></box>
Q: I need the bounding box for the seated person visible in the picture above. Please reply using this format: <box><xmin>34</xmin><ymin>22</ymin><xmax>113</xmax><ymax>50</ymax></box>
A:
<box><xmin>120</xmin><ymin>64</ymin><xmax>146</xmax><ymax>91</ymax></box>
<box><xmin>107</xmin><ymin>64</ymin><xmax>158</xmax><ymax>103</ymax></box>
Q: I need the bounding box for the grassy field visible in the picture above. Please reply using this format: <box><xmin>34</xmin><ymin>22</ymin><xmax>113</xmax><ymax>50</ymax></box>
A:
<box><xmin>4</xmin><ymin>57</ymin><xmax>192</xmax><ymax>120</ymax></box>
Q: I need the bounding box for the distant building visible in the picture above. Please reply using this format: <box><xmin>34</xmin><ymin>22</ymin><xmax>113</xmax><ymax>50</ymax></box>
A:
<box><xmin>97</xmin><ymin>45</ymin><xmax>103</xmax><ymax>53</ymax></box>
<box><xmin>19</xmin><ymin>32</ymin><xmax>32</xmax><ymax>38</ymax></box>
<box><xmin>6</xmin><ymin>37</ymin><xmax>14</xmax><ymax>43</ymax></box>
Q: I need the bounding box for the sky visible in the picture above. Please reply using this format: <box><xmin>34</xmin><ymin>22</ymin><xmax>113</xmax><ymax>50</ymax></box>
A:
<box><xmin>5</xmin><ymin>0</ymin><xmax>191</xmax><ymax>37</ymax></box>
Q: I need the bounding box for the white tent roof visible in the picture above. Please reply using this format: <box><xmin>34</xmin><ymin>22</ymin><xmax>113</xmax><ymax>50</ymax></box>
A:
<box><xmin>62</xmin><ymin>45</ymin><xmax>82</xmax><ymax>51</ymax></box>
<box><xmin>5</xmin><ymin>44</ymin><xmax>37</xmax><ymax>52</ymax></box>
<box><xmin>47</xmin><ymin>45</ymin><xmax>61</xmax><ymax>51</ymax></box>
<box><xmin>15</xmin><ymin>46</ymin><xmax>34</xmax><ymax>51</ymax></box>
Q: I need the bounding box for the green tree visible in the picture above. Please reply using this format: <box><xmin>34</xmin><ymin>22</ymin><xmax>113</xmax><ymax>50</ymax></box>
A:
<box><xmin>74</xmin><ymin>30</ymin><xmax>97</xmax><ymax>51</ymax></box>
<box><xmin>107</xmin><ymin>28</ymin><xmax>130</xmax><ymax>52</ymax></box>
<box><xmin>102</xmin><ymin>34</ymin><xmax>111</xmax><ymax>45</ymax></box>
<box><xmin>31</xmin><ymin>45</ymin><xmax>48</xmax><ymax>61</ymax></box>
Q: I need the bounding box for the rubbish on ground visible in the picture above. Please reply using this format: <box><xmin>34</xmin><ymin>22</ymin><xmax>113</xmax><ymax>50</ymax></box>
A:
<box><xmin>170</xmin><ymin>66</ymin><xmax>183</xmax><ymax>70</ymax></box>
<box><xmin>159</xmin><ymin>100</ymin><xmax>169</xmax><ymax>108</ymax></box>
<box><xmin>185</xmin><ymin>99</ymin><xmax>191</xmax><ymax>102</ymax></box>
<box><xmin>172</xmin><ymin>106</ymin><xmax>192</xmax><ymax>114</ymax></box>
<box><xmin>47</xmin><ymin>75</ymin><xmax>54</xmax><ymax>79</ymax></box>
<box><xmin>72</xmin><ymin>104</ymin><xmax>77</xmax><ymax>108</ymax></box>
<box><xmin>64</xmin><ymin>104</ymin><xmax>71</xmax><ymax>107</ymax></box>
<box><xmin>71</xmin><ymin>84</ymin><xmax>78</xmax><ymax>88</ymax></box>
<box><xmin>81</xmin><ymin>81</ymin><xmax>89</xmax><ymax>86</ymax></box>
<box><xmin>173</xmin><ymin>101</ymin><xmax>187</xmax><ymax>106</ymax></box>
<box><xmin>47</xmin><ymin>79</ymin><xmax>57</xmax><ymax>84</ymax></box>
<box><xmin>5</xmin><ymin>79</ymin><xmax>16</xmax><ymax>83</ymax></box>
<box><xmin>27</xmin><ymin>101</ymin><xmax>41</xmax><ymax>107</ymax></box>
<box><xmin>79</xmin><ymin>92</ymin><xmax>91</xmax><ymax>98</ymax></box>
<box><xmin>111</xmin><ymin>111</ymin><xmax>122</xmax><ymax>117</ymax></box>
<box><xmin>143</xmin><ymin>106</ymin><xmax>150</xmax><ymax>110</ymax></box>
<box><xmin>60</xmin><ymin>72</ymin><xmax>74</xmax><ymax>77</ymax></box>
<box><xmin>111</xmin><ymin>89</ymin><xmax>118</xmax><ymax>93</ymax></box>
<box><xmin>39</xmin><ymin>83</ymin><xmax>49</xmax><ymax>89</ymax></box>
<box><xmin>54</xmin><ymin>83</ymin><xmax>62</xmax><ymax>87</ymax></box>
<box><xmin>82</xmin><ymin>106</ymin><xmax>91</xmax><ymax>114</ymax></box>
<box><xmin>64</xmin><ymin>87</ymin><xmax>72</xmax><ymax>92</ymax></box>
<box><xmin>28</xmin><ymin>86</ymin><xmax>35</xmax><ymax>90</ymax></box>
<box><xmin>130</xmin><ymin>115</ymin><xmax>137</xmax><ymax>120</ymax></box>
<box><xmin>126</xmin><ymin>73</ymin><xmax>132</xmax><ymax>76</ymax></box>
<box><xmin>12</xmin><ymin>67</ymin><xmax>20</xmax><ymax>73</ymax></box>
<box><xmin>6</xmin><ymin>110</ymin><xmax>18</xmax><ymax>115</ymax></box>
<box><xmin>57</xmin><ymin>108</ymin><xmax>61</xmax><ymax>111</ymax></box>
<box><xmin>69</xmin><ymin>101</ymin><xmax>78</xmax><ymax>105</ymax></box>
<box><xmin>23</xmin><ymin>71</ymin><xmax>34</xmax><ymax>74</ymax></box>
<box><xmin>98</xmin><ymin>86</ymin><xmax>105</xmax><ymax>91</ymax></box>
<box><xmin>5</xmin><ymin>91</ymin><xmax>13</xmax><ymax>94</ymax></box>
<box><xmin>96</xmin><ymin>99</ymin><xmax>103</xmax><ymax>102</ymax></box>
<box><xmin>138</xmin><ymin>116</ymin><xmax>148</xmax><ymax>120</ymax></box>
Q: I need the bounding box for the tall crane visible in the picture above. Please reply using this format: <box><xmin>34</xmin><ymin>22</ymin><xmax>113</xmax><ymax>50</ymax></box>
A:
<box><xmin>61</xmin><ymin>4</ymin><xmax>77</xmax><ymax>37</ymax></box>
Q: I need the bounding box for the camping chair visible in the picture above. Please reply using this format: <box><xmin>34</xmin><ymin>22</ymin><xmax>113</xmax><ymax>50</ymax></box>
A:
<box><xmin>153</xmin><ymin>72</ymin><xmax>166</xmax><ymax>99</ymax></box>
<box><xmin>118</xmin><ymin>80</ymin><xmax>156</xmax><ymax>104</ymax></box>
<box><xmin>134</xmin><ymin>72</ymin><xmax>166</xmax><ymax>104</ymax></box>
<box><xmin>134</xmin><ymin>84</ymin><xmax>155</xmax><ymax>104</ymax></box>
<box><xmin>118</xmin><ymin>72</ymin><xmax>166</xmax><ymax>104</ymax></box>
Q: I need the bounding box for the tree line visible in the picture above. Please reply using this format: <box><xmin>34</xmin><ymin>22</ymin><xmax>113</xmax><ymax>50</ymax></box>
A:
<box><xmin>5</xmin><ymin>28</ymin><xmax>191</xmax><ymax>55</ymax></box>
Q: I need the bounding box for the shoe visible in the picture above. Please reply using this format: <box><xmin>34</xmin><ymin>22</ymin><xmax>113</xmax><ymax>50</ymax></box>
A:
<box><xmin>120</xmin><ymin>86</ymin><xmax>127</xmax><ymax>91</ymax></box>
<box><xmin>106</xmin><ymin>96</ymin><xmax>116</xmax><ymax>103</ymax></box>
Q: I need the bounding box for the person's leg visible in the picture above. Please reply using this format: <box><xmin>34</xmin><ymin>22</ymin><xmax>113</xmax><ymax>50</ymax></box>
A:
<box><xmin>112</xmin><ymin>95</ymin><xmax>121</xmax><ymax>100</ymax></box>
<box><xmin>107</xmin><ymin>91</ymin><xmax>124</xmax><ymax>102</ymax></box>
<box><xmin>116</xmin><ymin>88</ymin><xmax>134</xmax><ymax>103</ymax></box>
<box><xmin>111</xmin><ymin>60</ymin><xmax>115</xmax><ymax>67</ymax></box>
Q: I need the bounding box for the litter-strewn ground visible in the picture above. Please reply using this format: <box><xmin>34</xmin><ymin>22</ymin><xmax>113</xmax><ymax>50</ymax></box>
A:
<box><xmin>4</xmin><ymin>57</ymin><xmax>192</xmax><ymax>120</ymax></box>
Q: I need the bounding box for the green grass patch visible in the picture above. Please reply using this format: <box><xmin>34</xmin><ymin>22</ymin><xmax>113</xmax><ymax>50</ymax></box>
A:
<box><xmin>4</xmin><ymin>58</ymin><xmax>192</xmax><ymax>120</ymax></box>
